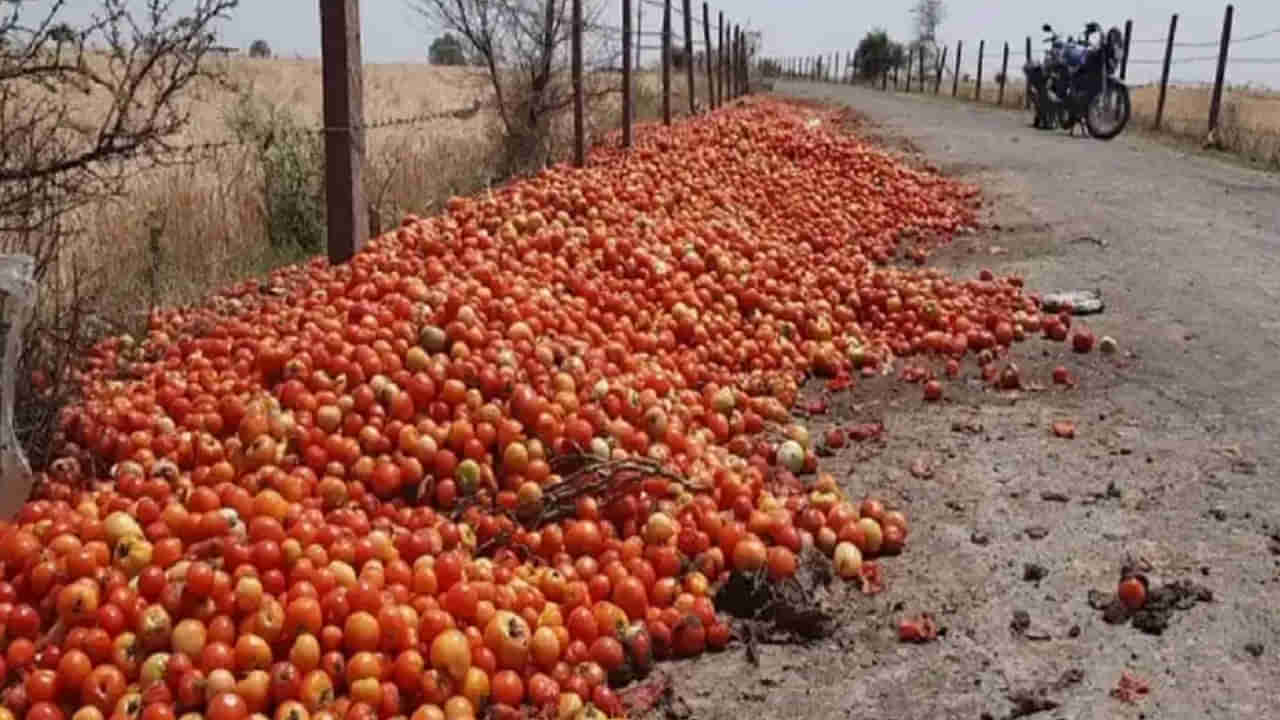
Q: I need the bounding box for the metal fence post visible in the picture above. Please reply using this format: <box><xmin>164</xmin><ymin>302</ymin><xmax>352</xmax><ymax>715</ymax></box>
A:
<box><xmin>682</xmin><ymin>0</ymin><xmax>695</xmax><ymax>113</ymax></box>
<box><xmin>1120</xmin><ymin>19</ymin><xmax>1133</xmax><ymax>80</ymax></box>
<box><xmin>935</xmin><ymin>45</ymin><xmax>947</xmax><ymax>93</ymax></box>
<box><xmin>718</xmin><ymin>13</ymin><xmax>725</xmax><ymax>101</ymax></box>
<box><xmin>661</xmin><ymin>0</ymin><xmax>671</xmax><ymax>124</ymax></box>
<box><xmin>737</xmin><ymin>26</ymin><xmax>747</xmax><ymax>95</ymax></box>
<box><xmin>1208</xmin><ymin>4</ymin><xmax>1234</xmax><ymax>136</ymax></box>
<box><xmin>918</xmin><ymin>45</ymin><xmax>926</xmax><ymax>92</ymax></box>
<box><xmin>571</xmin><ymin>0</ymin><xmax>584</xmax><ymax>166</ymax></box>
<box><xmin>998</xmin><ymin>42</ymin><xmax>1009</xmax><ymax>106</ymax></box>
<box><xmin>952</xmin><ymin>40</ymin><xmax>962</xmax><ymax>97</ymax></box>
<box><xmin>319</xmin><ymin>0</ymin><xmax>367</xmax><ymax>265</ymax></box>
<box><xmin>975</xmin><ymin>40</ymin><xmax>984</xmax><ymax>101</ymax></box>
<box><xmin>1024</xmin><ymin>37</ymin><xmax>1032</xmax><ymax>108</ymax></box>
<box><xmin>621</xmin><ymin>0</ymin><xmax>632</xmax><ymax>146</ymax></box>
<box><xmin>702</xmin><ymin>3</ymin><xmax>714</xmax><ymax>108</ymax></box>
<box><xmin>1155</xmin><ymin>13</ymin><xmax>1178</xmax><ymax>131</ymax></box>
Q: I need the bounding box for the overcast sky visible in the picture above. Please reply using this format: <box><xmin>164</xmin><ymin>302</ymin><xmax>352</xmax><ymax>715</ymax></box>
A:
<box><xmin>60</xmin><ymin>1</ymin><xmax>1280</xmax><ymax>88</ymax></box>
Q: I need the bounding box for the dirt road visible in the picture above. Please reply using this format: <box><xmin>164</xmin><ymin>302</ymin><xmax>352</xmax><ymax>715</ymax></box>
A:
<box><xmin>655</xmin><ymin>83</ymin><xmax>1280</xmax><ymax>719</ymax></box>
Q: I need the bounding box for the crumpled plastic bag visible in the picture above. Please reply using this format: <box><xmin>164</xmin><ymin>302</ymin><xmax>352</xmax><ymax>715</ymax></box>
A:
<box><xmin>1041</xmin><ymin>289</ymin><xmax>1104</xmax><ymax>315</ymax></box>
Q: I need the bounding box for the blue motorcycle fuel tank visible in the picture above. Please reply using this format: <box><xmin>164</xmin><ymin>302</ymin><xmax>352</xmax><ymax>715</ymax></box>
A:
<box><xmin>1063</xmin><ymin>44</ymin><xmax>1088</xmax><ymax>67</ymax></box>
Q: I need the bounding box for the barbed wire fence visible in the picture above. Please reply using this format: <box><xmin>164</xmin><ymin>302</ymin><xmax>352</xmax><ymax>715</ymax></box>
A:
<box><xmin>125</xmin><ymin>0</ymin><xmax>757</xmax><ymax>265</ymax></box>
<box><xmin>762</xmin><ymin>2</ymin><xmax>1279</xmax><ymax>168</ymax></box>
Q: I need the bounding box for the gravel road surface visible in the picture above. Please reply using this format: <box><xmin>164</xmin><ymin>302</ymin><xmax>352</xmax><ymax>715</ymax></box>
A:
<box><xmin>659</xmin><ymin>82</ymin><xmax>1280</xmax><ymax>720</ymax></box>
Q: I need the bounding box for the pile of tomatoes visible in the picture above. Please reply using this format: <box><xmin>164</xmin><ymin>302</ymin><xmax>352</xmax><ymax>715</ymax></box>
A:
<box><xmin>1</xmin><ymin>99</ymin><xmax>1043</xmax><ymax>720</ymax></box>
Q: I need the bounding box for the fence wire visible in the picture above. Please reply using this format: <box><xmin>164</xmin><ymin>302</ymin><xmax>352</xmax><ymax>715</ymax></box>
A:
<box><xmin>1133</xmin><ymin>25</ymin><xmax>1280</xmax><ymax>46</ymax></box>
<box><xmin>120</xmin><ymin>0</ymin><xmax>746</xmax><ymax>168</ymax></box>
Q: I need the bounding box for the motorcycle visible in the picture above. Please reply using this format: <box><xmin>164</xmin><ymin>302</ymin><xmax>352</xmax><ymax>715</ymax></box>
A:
<box><xmin>1024</xmin><ymin>22</ymin><xmax>1131</xmax><ymax>139</ymax></box>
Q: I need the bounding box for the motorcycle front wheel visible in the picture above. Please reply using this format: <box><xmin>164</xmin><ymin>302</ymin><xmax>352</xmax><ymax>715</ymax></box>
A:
<box><xmin>1085</xmin><ymin>83</ymin><xmax>1130</xmax><ymax>140</ymax></box>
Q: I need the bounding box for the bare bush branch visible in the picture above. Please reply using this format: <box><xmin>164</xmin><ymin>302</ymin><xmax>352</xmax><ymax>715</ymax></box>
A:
<box><xmin>409</xmin><ymin>0</ymin><xmax>615</xmax><ymax>174</ymax></box>
<box><xmin>0</xmin><ymin>0</ymin><xmax>239</xmax><ymax>470</ymax></box>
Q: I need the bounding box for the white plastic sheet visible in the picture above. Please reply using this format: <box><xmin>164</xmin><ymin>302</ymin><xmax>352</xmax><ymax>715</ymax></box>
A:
<box><xmin>0</xmin><ymin>255</ymin><xmax>35</xmax><ymax>518</ymax></box>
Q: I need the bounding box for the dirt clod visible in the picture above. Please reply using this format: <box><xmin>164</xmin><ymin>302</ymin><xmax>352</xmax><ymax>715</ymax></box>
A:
<box><xmin>971</xmin><ymin>531</ymin><xmax>990</xmax><ymax>545</ymax></box>
<box><xmin>1094</xmin><ymin>579</ymin><xmax>1214</xmax><ymax>635</ymax></box>
<box><xmin>1022</xmin><ymin>563</ymin><xmax>1048</xmax><ymax>582</ymax></box>
<box><xmin>1025</xmin><ymin>526</ymin><xmax>1049</xmax><ymax>540</ymax></box>
<box><xmin>1004</xmin><ymin>668</ymin><xmax>1083</xmax><ymax>718</ymax></box>
<box><xmin>909</xmin><ymin>456</ymin><xmax>934</xmax><ymax>478</ymax></box>
<box><xmin>1011</xmin><ymin>609</ymin><xmax>1031</xmax><ymax>636</ymax></box>
<box><xmin>714</xmin><ymin>552</ymin><xmax>836</xmax><ymax>641</ymax></box>
<box><xmin>1245</xmin><ymin>642</ymin><xmax>1264</xmax><ymax>657</ymax></box>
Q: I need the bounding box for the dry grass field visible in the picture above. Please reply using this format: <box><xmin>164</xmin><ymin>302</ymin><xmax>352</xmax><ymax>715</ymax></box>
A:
<box><xmin>64</xmin><ymin>58</ymin><xmax>689</xmax><ymax>331</ymax></box>
<box><xmin>85</xmin><ymin>61</ymin><xmax>493</xmax><ymax>325</ymax></box>
<box><xmin>74</xmin><ymin>56</ymin><xmax>1277</xmax><ymax>334</ymax></box>
<box><xmin>869</xmin><ymin>72</ymin><xmax>1280</xmax><ymax>166</ymax></box>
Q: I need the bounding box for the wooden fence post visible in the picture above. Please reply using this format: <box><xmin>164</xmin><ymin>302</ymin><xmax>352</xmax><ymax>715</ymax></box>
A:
<box><xmin>904</xmin><ymin>51</ymin><xmax>912</xmax><ymax>92</ymax></box>
<box><xmin>893</xmin><ymin>61</ymin><xmax>899</xmax><ymax>89</ymax></box>
<box><xmin>571</xmin><ymin>0</ymin><xmax>584</xmax><ymax>166</ymax></box>
<box><xmin>998</xmin><ymin>42</ymin><xmax>1009</xmax><ymax>106</ymax></box>
<box><xmin>952</xmin><ymin>40</ymin><xmax>961</xmax><ymax>97</ymax></box>
<box><xmin>1208</xmin><ymin>4</ymin><xmax>1234</xmax><ymax>136</ymax></box>
<box><xmin>1155</xmin><ymin>13</ymin><xmax>1178</xmax><ymax>131</ymax></box>
<box><xmin>661</xmin><ymin>0</ymin><xmax>671</xmax><ymax>124</ymax></box>
<box><xmin>1120</xmin><ymin>19</ymin><xmax>1132</xmax><ymax>80</ymax></box>
<box><xmin>682</xmin><ymin>0</ymin><xmax>695</xmax><ymax>113</ymax></box>
<box><xmin>975</xmin><ymin>40</ymin><xmax>984</xmax><ymax>101</ymax></box>
<box><xmin>881</xmin><ymin>64</ymin><xmax>888</xmax><ymax>91</ymax></box>
<box><xmin>622</xmin><ymin>0</ymin><xmax>632</xmax><ymax>146</ymax></box>
<box><xmin>702</xmin><ymin>3</ymin><xmax>714</xmax><ymax>108</ymax></box>
<box><xmin>319</xmin><ymin>0</ymin><xmax>367</xmax><ymax>265</ymax></box>
<box><xmin>935</xmin><ymin>45</ymin><xmax>947</xmax><ymax>93</ymax></box>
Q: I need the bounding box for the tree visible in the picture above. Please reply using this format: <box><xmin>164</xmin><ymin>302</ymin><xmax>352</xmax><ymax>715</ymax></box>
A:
<box><xmin>249</xmin><ymin>38</ymin><xmax>272</xmax><ymax>58</ymax></box>
<box><xmin>855</xmin><ymin>29</ymin><xmax>900</xmax><ymax>80</ymax></box>
<box><xmin>408</xmin><ymin>0</ymin><xmax>616</xmax><ymax>176</ymax></box>
<box><xmin>428</xmin><ymin>32</ymin><xmax>467</xmax><ymax>65</ymax></box>
<box><xmin>910</xmin><ymin>0</ymin><xmax>945</xmax><ymax>45</ymax></box>
<box><xmin>0</xmin><ymin>0</ymin><xmax>239</xmax><ymax>477</ymax></box>
<box><xmin>909</xmin><ymin>0</ymin><xmax>945</xmax><ymax>67</ymax></box>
